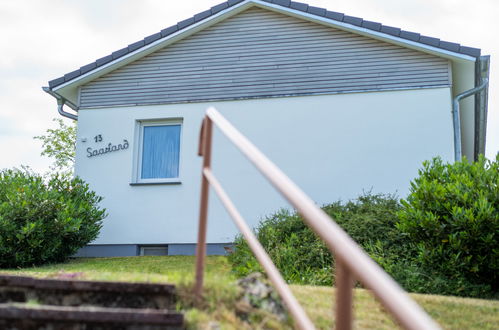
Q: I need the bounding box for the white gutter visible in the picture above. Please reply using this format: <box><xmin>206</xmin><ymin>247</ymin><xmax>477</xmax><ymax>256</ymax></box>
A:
<box><xmin>42</xmin><ymin>87</ymin><xmax>78</xmax><ymax>121</ymax></box>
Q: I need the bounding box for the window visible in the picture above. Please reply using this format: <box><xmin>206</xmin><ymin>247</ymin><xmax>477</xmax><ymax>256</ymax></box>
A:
<box><xmin>139</xmin><ymin>245</ymin><xmax>168</xmax><ymax>256</ymax></box>
<box><xmin>134</xmin><ymin>120</ymin><xmax>182</xmax><ymax>184</ymax></box>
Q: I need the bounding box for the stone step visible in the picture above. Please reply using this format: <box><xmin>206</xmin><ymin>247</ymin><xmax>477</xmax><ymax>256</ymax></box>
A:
<box><xmin>0</xmin><ymin>303</ymin><xmax>184</xmax><ymax>330</ymax></box>
<box><xmin>0</xmin><ymin>275</ymin><xmax>176</xmax><ymax>309</ymax></box>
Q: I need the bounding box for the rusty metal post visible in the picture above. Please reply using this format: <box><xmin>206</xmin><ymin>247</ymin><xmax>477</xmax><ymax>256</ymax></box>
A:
<box><xmin>194</xmin><ymin>117</ymin><xmax>213</xmax><ymax>300</ymax></box>
<box><xmin>335</xmin><ymin>259</ymin><xmax>353</xmax><ymax>330</ymax></box>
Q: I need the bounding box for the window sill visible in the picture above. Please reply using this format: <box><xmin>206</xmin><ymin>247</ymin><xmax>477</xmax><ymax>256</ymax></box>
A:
<box><xmin>129</xmin><ymin>181</ymin><xmax>181</xmax><ymax>186</ymax></box>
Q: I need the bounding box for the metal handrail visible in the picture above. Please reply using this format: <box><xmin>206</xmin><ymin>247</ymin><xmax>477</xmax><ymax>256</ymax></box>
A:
<box><xmin>194</xmin><ymin>107</ymin><xmax>440</xmax><ymax>330</ymax></box>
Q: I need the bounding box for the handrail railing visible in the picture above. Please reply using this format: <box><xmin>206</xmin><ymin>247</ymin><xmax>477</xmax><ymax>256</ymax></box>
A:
<box><xmin>194</xmin><ymin>107</ymin><xmax>440</xmax><ymax>330</ymax></box>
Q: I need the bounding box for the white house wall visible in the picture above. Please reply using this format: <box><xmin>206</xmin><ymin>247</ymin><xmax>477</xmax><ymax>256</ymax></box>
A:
<box><xmin>75</xmin><ymin>88</ymin><xmax>453</xmax><ymax>252</ymax></box>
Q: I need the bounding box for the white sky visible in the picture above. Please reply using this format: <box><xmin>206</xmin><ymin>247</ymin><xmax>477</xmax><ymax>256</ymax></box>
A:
<box><xmin>0</xmin><ymin>0</ymin><xmax>497</xmax><ymax>173</ymax></box>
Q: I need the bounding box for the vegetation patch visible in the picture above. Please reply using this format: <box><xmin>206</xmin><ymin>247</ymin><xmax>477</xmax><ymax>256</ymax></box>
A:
<box><xmin>228</xmin><ymin>193</ymin><xmax>408</xmax><ymax>286</ymax></box>
<box><xmin>2</xmin><ymin>256</ymin><xmax>498</xmax><ymax>329</ymax></box>
<box><xmin>397</xmin><ymin>155</ymin><xmax>498</xmax><ymax>297</ymax></box>
<box><xmin>0</xmin><ymin>169</ymin><xmax>106</xmax><ymax>268</ymax></box>
<box><xmin>229</xmin><ymin>155</ymin><xmax>498</xmax><ymax>299</ymax></box>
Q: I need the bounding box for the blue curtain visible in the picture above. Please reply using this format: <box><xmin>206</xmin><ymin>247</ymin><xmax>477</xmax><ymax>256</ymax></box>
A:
<box><xmin>141</xmin><ymin>125</ymin><xmax>181</xmax><ymax>179</ymax></box>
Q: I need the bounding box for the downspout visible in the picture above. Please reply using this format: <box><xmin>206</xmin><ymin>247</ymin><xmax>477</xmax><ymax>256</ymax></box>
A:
<box><xmin>452</xmin><ymin>77</ymin><xmax>488</xmax><ymax>162</ymax></box>
<box><xmin>56</xmin><ymin>99</ymin><xmax>78</xmax><ymax>121</ymax></box>
<box><xmin>42</xmin><ymin>87</ymin><xmax>78</xmax><ymax>121</ymax></box>
<box><xmin>474</xmin><ymin>56</ymin><xmax>490</xmax><ymax>160</ymax></box>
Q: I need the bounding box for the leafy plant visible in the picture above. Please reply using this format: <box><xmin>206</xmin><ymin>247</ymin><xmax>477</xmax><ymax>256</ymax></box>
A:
<box><xmin>34</xmin><ymin>118</ymin><xmax>76</xmax><ymax>175</ymax></box>
<box><xmin>397</xmin><ymin>155</ymin><xmax>498</xmax><ymax>294</ymax></box>
<box><xmin>229</xmin><ymin>179</ymin><xmax>498</xmax><ymax>298</ymax></box>
<box><xmin>0</xmin><ymin>169</ymin><xmax>106</xmax><ymax>268</ymax></box>
<box><xmin>228</xmin><ymin>193</ymin><xmax>405</xmax><ymax>286</ymax></box>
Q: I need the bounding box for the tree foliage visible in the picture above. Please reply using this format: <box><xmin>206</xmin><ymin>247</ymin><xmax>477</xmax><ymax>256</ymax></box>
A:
<box><xmin>397</xmin><ymin>155</ymin><xmax>498</xmax><ymax>294</ymax></box>
<box><xmin>0</xmin><ymin>169</ymin><xmax>106</xmax><ymax>268</ymax></box>
<box><xmin>34</xmin><ymin>118</ymin><xmax>76</xmax><ymax>174</ymax></box>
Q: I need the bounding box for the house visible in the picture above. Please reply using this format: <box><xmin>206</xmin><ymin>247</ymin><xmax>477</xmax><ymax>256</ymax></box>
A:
<box><xmin>44</xmin><ymin>0</ymin><xmax>490</xmax><ymax>257</ymax></box>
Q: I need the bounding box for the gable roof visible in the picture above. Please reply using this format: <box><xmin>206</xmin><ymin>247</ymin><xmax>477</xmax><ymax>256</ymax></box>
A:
<box><xmin>47</xmin><ymin>0</ymin><xmax>481</xmax><ymax>90</ymax></box>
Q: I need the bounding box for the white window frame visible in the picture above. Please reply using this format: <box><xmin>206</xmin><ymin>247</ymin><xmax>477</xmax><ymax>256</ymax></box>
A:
<box><xmin>132</xmin><ymin>118</ymin><xmax>183</xmax><ymax>185</ymax></box>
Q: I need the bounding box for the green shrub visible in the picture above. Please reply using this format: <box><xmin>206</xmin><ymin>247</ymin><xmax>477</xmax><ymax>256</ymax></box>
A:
<box><xmin>0</xmin><ymin>169</ymin><xmax>106</xmax><ymax>268</ymax></box>
<box><xmin>397</xmin><ymin>155</ymin><xmax>498</xmax><ymax>295</ymax></box>
<box><xmin>228</xmin><ymin>193</ymin><xmax>405</xmax><ymax>286</ymax></box>
<box><xmin>229</xmin><ymin>168</ymin><xmax>498</xmax><ymax>298</ymax></box>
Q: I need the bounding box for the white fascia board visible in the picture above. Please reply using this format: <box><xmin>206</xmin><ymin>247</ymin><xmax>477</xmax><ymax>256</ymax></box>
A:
<box><xmin>53</xmin><ymin>0</ymin><xmax>254</xmax><ymax>92</ymax></box>
<box><xmin>251</xmin><ymin>0</ymin><xmax>476</xmax><ymax>62</ymax></box>
<box><xmin>54</xmin><ymin>0</ymin><xmax>475</xmax><ymax>94</ymax></box>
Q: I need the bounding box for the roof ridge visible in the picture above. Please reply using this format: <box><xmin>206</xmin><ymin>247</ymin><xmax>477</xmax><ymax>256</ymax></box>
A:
<box><xmin>48</xmin><ymin>0</ymin><xmax>481</xmax><ymax>89</ymax></box>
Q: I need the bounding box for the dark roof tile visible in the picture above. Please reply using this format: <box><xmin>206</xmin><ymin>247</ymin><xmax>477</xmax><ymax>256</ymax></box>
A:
<box><xmin>112</xmin><ymin>47</ymin><xmax>129</xmax><ymax>59</ymax></box>
<box><xmin>362</xmin><ymin>20</ymin><xmax>381</xmax><ymax>31</ymax></box>
<box><xmin>161</xmin><ymin>25</ymin><xmax>178</xmax><ymax>37</ymax></box>
<box><xmin>64</xmin><ymin>70</ymin><xmax>81</xmax><ymax>81</ymax></box>
<box><xmin>271</xmin><ymin>0</ymin><xmax>291</xmax><ymax>7</ymax></box>
<box><xmin>194</xmin><ymin>10</ymin><xmax>211</xmax><ymax>22</ymax></box>
<box><xmin>290</xmin><ymin>1</ymin><xmax>308</xmax><ymax>11</ymax></box>
<box><xmin>95</xmin><ymin>54</ymin><xmax>113</xmax><ymax>66</ymax></box>
<box><xmin>439</xmin><ymin>40</ymin><xmax>460</xmax><ymax>52</ymax></box>
<box><xmin>307</xmin><ymin>6</ymin><xmax>326</xmax><ymax>17</ymax></box>
<box><xmin>211</xmin><ymin>2</ymin><xmax>229</xmax><ymax>14</ymax></box>
<box><xmin>177</xmin><ymin>17</ymin><xmax>195</xmax><ymax>30</ymax></box>
<box><xmin>325</xmin><ymin>10</ymin><xmax>343</xmax><ymax>21</ymax></box>
<box><xmin>144</xmin><ymin>32</ymin><xmax>162</xmax><ymax>45</ymax></box>
<box><xmin>48</xmin><ymin>77</ymin><xmax>65</xmax><ymax>88</ymax></box>
<box><xmin>459</xmin><ymin>46</ymin><xmax>481</xmax><ymax>57</ymax></box>
<box><xmin>343</xmin><ymin>15</ymin><xmax>363</xmax><ymax>26</ymax></box>
<box><xmin>80</xmin><ymin>62</ymin><xmax>97</xmax><ymax>74</ymax></box>
<box><xmin>228</xmin><ymin>0</ymin><xmax>244</xmax><ymax>5</ymax></box>
<box><xmin>128</xmin><ymin>40</ymin><xmax>145</xmax><ymax>52</ymax></box>
<box><xmin>380</xmin><ymin>25</ymin><xmax>400</xmax><ymax>37</ymax></box>
<box><xmin>420</xmin><ymin>35</ymin><xmax>440</xmax><ymax>47</ymax></box>
<box><xmin>399</xmin><ymin>30</ymin><xmax>420</xmax><ymax>42</ymax></box>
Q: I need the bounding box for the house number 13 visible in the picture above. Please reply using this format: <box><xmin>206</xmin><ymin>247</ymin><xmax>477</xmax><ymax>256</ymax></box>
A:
<box><xmin>94</xmin><ymin>134</ymin><xmax>103</xmax><ymax>143</ymax></box>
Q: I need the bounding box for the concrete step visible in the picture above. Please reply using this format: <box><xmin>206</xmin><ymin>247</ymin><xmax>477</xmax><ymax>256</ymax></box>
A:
<box><xmin>0</xmin><ymin>275</ymin><xmax>184</xmax><ymax>329</ymax></box>
<box><xmin>0</xmin><ymin>275</ymin><xmax>176</xmax><ymax>309</ymax></box>
<box><xmin>0</xmin><ymin>303</ymin><xmax>184</xmax><ymax>330</ymax></box>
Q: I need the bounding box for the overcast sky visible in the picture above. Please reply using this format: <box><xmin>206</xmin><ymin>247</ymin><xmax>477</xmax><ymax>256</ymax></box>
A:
<box><xmin>0</xmin><ymin>0</ymin><xmax>497</xmax><ymax>173</ymax></box>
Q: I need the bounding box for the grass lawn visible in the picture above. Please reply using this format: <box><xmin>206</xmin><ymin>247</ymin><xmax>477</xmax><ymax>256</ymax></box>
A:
<box><xmin>1</xmin><ymin>256</ymin><xmax>498</xmax><ymax>329</ymax></box>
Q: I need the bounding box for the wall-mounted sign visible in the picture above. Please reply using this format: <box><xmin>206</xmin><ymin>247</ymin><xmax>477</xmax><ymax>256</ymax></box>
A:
<box><xmin>87</xmin><ymin>139</ymin><xmax>129</xmax><ymax>158</ymax></box>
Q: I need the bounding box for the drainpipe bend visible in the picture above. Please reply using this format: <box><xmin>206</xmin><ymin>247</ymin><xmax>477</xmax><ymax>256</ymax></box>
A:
<box><xmin>57</xmin><ymin>99</ymin><xmax>78</xmax><ymax>121</ymax></box>
<box><xmin>452</xmin><ymin>77</ymin><xmax>488</xmax><ymax>162</ymax></box>
<box><xmin>42</xmin><ymin>87</ymin><xmax>78</xmax><ymax>121</ymax></box>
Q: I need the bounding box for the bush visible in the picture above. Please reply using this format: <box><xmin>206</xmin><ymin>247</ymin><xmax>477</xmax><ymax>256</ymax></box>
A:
<box><xmin>229</xmin><ymin>163</ymin><xmax>498</xmax><ymax>298</ymax></box>
<box><xmin>397</xmin><ymin>155</ymin><xmax>498</xmax><ymax>296</ymax></box>
<box><xmin>228</xmin><ymin>193</ymin><xmax>405</xmax><ymax>286</ymax></box>
<box><xmin>0</xmin><ymin>169</ymin><xmax>106</xmax><ymax>268</ymax></box>
<box><xmin>230</xmin><ymin>208</ymin><xmax>333</xmax><ymax>285</ymax></box>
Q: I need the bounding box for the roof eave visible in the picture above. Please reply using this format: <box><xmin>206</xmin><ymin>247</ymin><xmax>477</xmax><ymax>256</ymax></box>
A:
<box><xmin>49</xmin><ymin>0</ymin><xmax>479</xmax><ymax>95</ymax></box>
<box><xmin>51</xmin><ymin>0</ymin><xmax>476</xmax><ymax>91</ymax></box>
